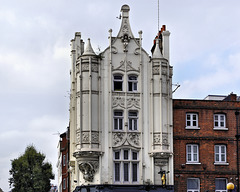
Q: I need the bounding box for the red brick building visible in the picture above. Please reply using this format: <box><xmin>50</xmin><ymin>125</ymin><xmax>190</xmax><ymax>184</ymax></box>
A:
<box><xmin>59</xmin><ymin>130</ymin><xmax>70</xmax><ymax>192</ymax></box>
<box><xmin>173</xmin><ymin>94</ymin><xmax>240</xmax><ymax>192</ymax></box>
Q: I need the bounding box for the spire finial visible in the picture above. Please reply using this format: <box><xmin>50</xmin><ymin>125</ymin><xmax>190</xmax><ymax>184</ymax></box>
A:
<box><xmin>83</xmin><ymin>38</ymin><xmax>96</xmax><ymax>56</ymax></box>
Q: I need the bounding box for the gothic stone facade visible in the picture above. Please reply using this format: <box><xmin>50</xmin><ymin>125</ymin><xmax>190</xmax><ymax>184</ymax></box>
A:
<box><xmin>68</xmin><ymin>5</ymin><xmax>174</xmax><ymax>192</ymax></box>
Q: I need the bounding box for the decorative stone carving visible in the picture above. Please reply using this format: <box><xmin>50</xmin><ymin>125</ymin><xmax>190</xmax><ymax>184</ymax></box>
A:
<box><xmin>112</xmin><ymin>46</ymin><xmax>118</xmax><ymax>54</ymax></box>
<box><xmin>134</xmin><ymin>48</ymin><xmax>140</xmax><ymax>55</ymax></box>
<box><xmin>82</xmin><ymin>63</ymin><xmax>89</xmax><ymax>71</ymax></box>
<box><xmin>127</xmin><ymin>97</ymin><xmax>140</xmax><ymax>108</ymax></box>
<box><xmin>91</xmin><ymin>132</ymin><xmax>99</xmax><ymax>143</ymax></box>
<box><xmin>82</xmin><ymin>132</ymin><xmax>89</xmax><ymax>143</ymax></box>
<box><xmin>91</xmin><ymin>64</ymin><xmax>98</xmax><ymax>73</ymax></box>
<box><xmin>76</xmin><ymin>129</ymin><xmax>81</xmax><ymax>144</ymax></box>
<box><xmin>154</xmin><ymin>159</ymin><xmax>168</xmax><ymax>166</ymax></box>
<box><xmin>79</xmin><ymin>161</ymin><xmax>99</xmax><ymax>182</ymax></box>
<box><xmin>153</xmin><ymin>66</ymin><xmax>160</xmax><ymax>75</ymax></box>
<box><xmin>113</xmin><ymin>132</ymin><xmax>126</xmax><ymax>147</ymax></box>
<box><xmin>112</xmin><ymin>97</ymin><xmax>125</xmax><ymax>108</ymax></box>
<box><xmin>153</xmin><ymin>133</ymin><xmax>161</xmax><ymax>144</ymax></box>
<box><xmin>127</xmin><ymin>132</ymin><xmax>140</xmax><ymax>147</ymax></box>
<box><xmin>162</xmin><ymin>133</ymin><xmax>168</xmax><ymax>145</ymax></box>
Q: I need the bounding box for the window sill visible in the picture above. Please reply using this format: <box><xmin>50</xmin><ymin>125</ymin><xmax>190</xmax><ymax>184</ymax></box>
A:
<box><xmin>213</xmin><ymin>127</ymin><xmax>228</xmax><ymax>131</ymax></box>
<box><xmin>185</xmin><ymin>126</ymin><xmax>200</xmax><ymax>130</ymax></box>
<box><xmin>214</xmin><ymin>162</ymin><xmax>229</xmax><ymax>166</ymax></box>
<box><xmin>186</xmin><ymin>162</ymin><xmax>201</xmax><ymax>165</ymax></box>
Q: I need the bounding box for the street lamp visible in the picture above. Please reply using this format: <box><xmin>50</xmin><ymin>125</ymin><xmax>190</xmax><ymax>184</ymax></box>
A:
<box><xmin>227</xmin><ymin>182</ymin><xmax>234</xmax><ymax>192</ymax></box>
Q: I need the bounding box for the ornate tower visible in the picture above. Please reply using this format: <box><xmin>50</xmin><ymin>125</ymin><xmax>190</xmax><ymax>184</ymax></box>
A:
<box><xmin>68</xmin><ymin>5</ymin><xmax>174</xmax><ymax>192</ymax></box>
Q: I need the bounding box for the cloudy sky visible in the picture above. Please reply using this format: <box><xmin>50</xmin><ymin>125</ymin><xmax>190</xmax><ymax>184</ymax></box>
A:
<box><xmin>1</xmin><ymin>0</ymin><xmax>240</xmax><ymax>191</ymax></box>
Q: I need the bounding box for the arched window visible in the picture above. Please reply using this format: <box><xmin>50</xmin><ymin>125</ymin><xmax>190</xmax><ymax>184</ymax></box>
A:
<box><xmin>113</xmin><ymin>110</ymin><xmax>123</xmax><ymax>130</ymax></box>
<box><xmin>128</xmin><ymin>111</ymin><xmax>138</xmax><ymax>131</ymax></box>
<box><xmin>128</xmin><ymin>75</ymin><xmax>138</xmax><ymax>92</ymax></box>
<box><xmin>113</xmin><ymin>74</ymin><xmax>123</xmax><ymax>91</ymax></box>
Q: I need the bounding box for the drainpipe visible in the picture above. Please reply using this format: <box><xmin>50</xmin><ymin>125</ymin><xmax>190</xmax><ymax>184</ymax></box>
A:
<box><xmin>235</xmin><ymin>110</ymin><xmax>239</xmax><ymax>192</ymax></box>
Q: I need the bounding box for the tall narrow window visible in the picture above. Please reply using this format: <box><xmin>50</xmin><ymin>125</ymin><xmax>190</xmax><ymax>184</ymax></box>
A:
<box><xmin>187</xmin><ymin>178</ymin><xmax>200</xmax><ymax>192</ymax></box>
<box><xmin>63</xmin><ymin>178</ymin><xmax>66</xmax><ymax>190</ymax></box>
<box><xmin>215</xmin><ymin>145</ymin><xmax>226</xmax><ymax>163</ymax></box>
<box><xmin>113</xmin><ymin>75</ymin><xmax>123</xmax><ymax>91</ymax></box>
<box><xmin>215</xmin><ymin>178</ymin><xmax>227</xmax><ymax>192</ymax></box>
<box><xmin>114</xmin><ymin>111</ymin><xmax>123</xmax><ymax>130</ymax></box>
<box><xmin>214</xmin><ymin>114</ymin><xmax>226</xmax><ymax>128</ymax></box>
<box><xmin>128</xmin><ymin>111</ymin><xmax>138</xmax><ymax>131</ymax></box>
<box><xmin>128</xmin><ymin>75</ymin><xmax>138</xmax><ymax>92</ymax></box>
<box><xmin>186</xmin><ymin>144</ymin><xmax>199</xmax><ymax>163</ymax></box>
<box><xmin>186</xmin><ymin>113</ymin><xmax>198</xmax><ymax>129</ymax></box>
<box><xmin>63</xmin><ymin>155</ymin><xmax>66</xmax><ymax>166</ymax></box>
<box><xmin>113</xmin><ymin>149</ymin><xmax>139</xmax><ymax>183</ymax></box>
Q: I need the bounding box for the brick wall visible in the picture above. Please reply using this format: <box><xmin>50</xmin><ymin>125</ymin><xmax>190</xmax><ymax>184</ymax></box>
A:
<box><xmin>173</xmin><ymin>99</ymin><xmax>240</xmax><ymax>191</ymax></box>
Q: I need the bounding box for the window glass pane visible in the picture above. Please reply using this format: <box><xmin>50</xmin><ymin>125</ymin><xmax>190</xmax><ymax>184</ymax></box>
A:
<box><xmin>133</xmin><ymin>83</ymin><xmax>137</xmax><ymax>90</ymax></box>
<box><xmin>119</xmin><ymin>119</ymin><xmax>123</xmax><ymax>130</ymax></box>
<box><xmin>124</xmin><ymin>150</ymin><xmax>128</xmax><ymax>160</ymax></box>
<box><xmin>193</xmin><ymin>154</ymin><xmax>197</xmax><ymax>161</ymax></box>
<box><xmin>115</xmin><ymin>163</ymin><xmax>120</xmax><ymax>181</ymax></box>
<box><xmin>215</xmin><ymin>146</ymin><xmax>219</xmax><ymax>153</ymax></box>
<box><xmin>188</xmin><ymin>178</ymin><xmax>199</xmax><ymax>189</ymax></box>
<box><xmin>134</xmin><ymin>119</ymin><xmax>137</xmax><ymax>130</ymax></box>
<box><xmin>193</xmin><ymin>146</ymin><xmax>197</xmax><ymax>153</ymax></box>
<box><xmin>132</xmin><ymin>163</ymin><xmax>138</xmax><ymax>182</ymax></box>
<box><xmin>132</xmin><ymin>152</ymin><xmax>137</xmax><ymax>160</ymax></box>
<box><xmin>124</xmin><ymin>163</ymin><xmax>129</xmax><ymax>181</ymax></box>
<box><xmin>215</xmin><ymin>115</ymin><xmax>218</xmax><ymax>121</ymax></box>
<box><xmin>128</xmin><ymin>82</ymin><xmax>132</xmax><ymax>91</ymax></box>
<box><xmin>114</xmin><ymin>75</ymin><xmax>122</xmax><ymax>80</ymax></box>
<box><xmin>129</xmin><ymin>112</ymin><xmax>137</xmax><ymax>116</ymax></box>
<box><xmin>114</xmin><ymin>111</ymin><xmax>122</xmax><ymax>116</ymax></box>
<box><xmin>216</xmin><ymin>179</ymin><xmax>227</xmax><ymax>190</ymax></box>
<box><xmin>114</xmin><ymin>82</ymin><xmax>122</xmax><ymax>91</ymax></box>
<box><xmin>129</xmin><ymin>76</ymin><xmax>137</xmax><ymax>80</ymax></box>
<box><xmin>193</xmin><ymin>121</ymin><xmax>197</xmax><ymax>126</ymax></box>
<box><xmin>115</xmin><ymin>151</ymin><xmax>120</xmax><ymax>160</ymax></box>
<box><xmin>187</xmin><ymin>114</ymin><xmax>191</xmax><ymax>120</ymax></box>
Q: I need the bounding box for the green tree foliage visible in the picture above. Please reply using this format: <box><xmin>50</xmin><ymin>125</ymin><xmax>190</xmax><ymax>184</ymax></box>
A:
<box><xmin>9</xmin><ymin>145</ymin><xmax>54</xmax><ymax>192</ymax></box>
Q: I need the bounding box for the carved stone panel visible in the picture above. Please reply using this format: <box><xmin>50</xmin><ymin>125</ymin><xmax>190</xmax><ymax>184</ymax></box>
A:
<box><xmin>127</xmin><ymin>132</ymin><xmax>140</xmax><ymax>147</ymax></box>
<box><xmin>113</xmin><ymin>132</ymin><xmax>126</xmax><ymax>147</ymax></box>
<box><xmin>154</xmin><ymin>158</ymin><xmax>168</xmax><ymax>167</ymax></box>
<box><xmin>127</xmin><ymin>97</ymin><xmax>140</xmax><ymax>108</ymax></box>
<box><xmin>79</xmin><ymin>161</ymin><xmax>99</xmax><ymax>182</ymax></box>
<box><xmin>153</xmin><ymin>66</ymin><xmax>160</xmax><ymax>75</ymax></box>
<box><xmin>82</xmin><ymin>131</ymin><xmax>90</xmax><ymax>143</ymax></box>
<box><xmin>153</xmin><ymin>133</ymin><xmax>161</xmax><ymax>144</ymax></box>
<box><xmin>112</xmin><ymin>96</ymin><xmax>125</xmax><ymax>108</ymax></box>
<box><xmin>91</xmin><ymin>132</ymin><xmax>99</xmax><ymax>143</ymax></box>
<box><xmin>82</xmin><ymin>63</ymin><xmax>89</xmax><ymax>71</ymax></box>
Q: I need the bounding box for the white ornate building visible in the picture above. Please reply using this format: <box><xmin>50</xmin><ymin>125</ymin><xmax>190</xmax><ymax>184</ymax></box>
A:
<box><xmin>68</xmin><ymin>4</ymin><xmax>174</xmax><ymax>192</ymax></box>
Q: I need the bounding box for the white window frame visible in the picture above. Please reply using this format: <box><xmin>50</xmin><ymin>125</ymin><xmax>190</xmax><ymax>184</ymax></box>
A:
<box><xmin>215</xmin><ymin>178</ymin><xmax>227</xmax><ymax>192</ymax></box>
<box><xmin>128</xmin><ymin>111</ymin><xmax>138</xmax><ymax>131</ymax></box>
<box><xmin>113</xmin><ymin>149</ymin><xmax>139</xmax><ymax>183</ymax></box>
<box><xmin>186</xmin><ymin>144</ymin><xmax>199</xmax><ymax>164</ymax></box>
<box><xmin>214</xmin><ymin>114</ymin><xmax>227</xmax><ymax>130</ymax></box>
<box><xmin>113</xmin><ymin>111</ymin><xmax>123</xmax><ymax>131</ymax></box>
<box><xmin>113</xmin><ymin>74</ymin><xmax>123</xmax><ymax>91</ymax></box>
<box><xmin>187</xmin><ymin>178</ymin><xmax>200</xmax><ymax>192</ymax></box>
<box><xmin>186</xmin><ymin>113</ymin><xmax>199</xmax><ymax>129</ymax></box>
<box><xmin>128</xmin><ymin>75</ymin><xmax>138</xmax><ymax>92</ymax></box>
<box><xmin>215</xmin><ymin>145</ymin><xmax>227</xmax><ymax>164</ymax></box>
